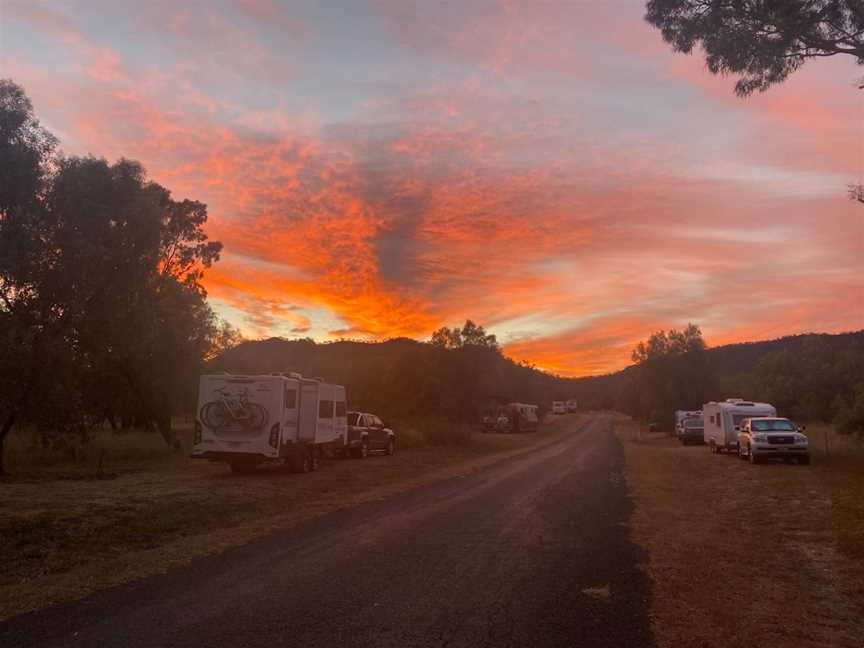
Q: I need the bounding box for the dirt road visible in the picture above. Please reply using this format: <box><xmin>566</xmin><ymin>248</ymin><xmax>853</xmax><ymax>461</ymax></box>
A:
<box><xmin>1</xmin><ymin>414</ymin><xmax>653</xmax><ymax>648</ymax></box>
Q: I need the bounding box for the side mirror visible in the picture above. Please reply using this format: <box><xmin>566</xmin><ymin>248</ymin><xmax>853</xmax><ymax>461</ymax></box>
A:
<box><xmin>799</xmin><ymin>425</ymin><xmax>806</xmax><ymax>432</ymax></box>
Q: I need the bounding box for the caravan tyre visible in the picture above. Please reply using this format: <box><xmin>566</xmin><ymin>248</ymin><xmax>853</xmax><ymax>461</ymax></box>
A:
<box><xmin>310</xmin><ymin>447</ymin><xmax>320</xmax><ymax>471</ymax></box>
<box><xmin>748</xmin><ymin>446</ymin><xmax>760</xmax><ymax>464</ymax></box>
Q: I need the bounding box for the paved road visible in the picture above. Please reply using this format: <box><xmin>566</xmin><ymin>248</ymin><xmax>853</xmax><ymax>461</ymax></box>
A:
<box><xmin>2</xmin><ymin>414</ymin><xmax>653</xmax><ymax>648</ymax></box>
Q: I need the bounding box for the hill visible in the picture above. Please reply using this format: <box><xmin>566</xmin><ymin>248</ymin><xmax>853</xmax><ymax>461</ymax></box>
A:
<box><xmin>210</xmin><ymin>330</ymin><xmax>864</xmax><ymax>434</ymax></box>
<box><xmin>208</xmin><ymin>337</ymin><xmax>579</xmax><ymax>433</ymax></box>
<box><xmin>571</xmin><ymin>330</ymin><xmax>864</xmax><ymax>431</ymax></box>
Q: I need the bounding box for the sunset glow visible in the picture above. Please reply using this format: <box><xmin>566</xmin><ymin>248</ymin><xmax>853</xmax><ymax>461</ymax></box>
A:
<box><xmin>3</xmin><ymin>0</ymin><xmax>862</xmax><ymax>376</ymax></box>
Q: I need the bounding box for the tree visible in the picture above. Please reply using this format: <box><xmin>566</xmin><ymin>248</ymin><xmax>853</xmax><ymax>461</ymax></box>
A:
<box><xmin>0</xmin><ymin>80</ymin><xmax>224</xmax><ymax>472</ymax></box>
<box><xmin>429</xmin><ymin>319</ymin><xmax>499</xmax><ymax>350</ymax></box>
<box><xmin>632</xmin><ymin>323</ymin><xmax>705</xmax><ymax>364</ymax></box>
<box><xmin>645</xmin><ymin>1</ymin><xmax>864</xmax><ymax>96</ymax></box>
<box><xmin>0</xmin><ymin>79</ymin><xmax>58</xmax><ymax>474</ymax></box>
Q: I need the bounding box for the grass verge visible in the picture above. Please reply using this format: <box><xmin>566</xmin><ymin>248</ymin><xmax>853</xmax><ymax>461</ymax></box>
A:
<box><xmin>617</xmin><ymin>416</ymin><xmax>864</xmax><ymax>648</ymax></box>
<box><xmin>0</xmin><ymin>414</ymin><xmax>583</xmax><ymax>620</ymax></box>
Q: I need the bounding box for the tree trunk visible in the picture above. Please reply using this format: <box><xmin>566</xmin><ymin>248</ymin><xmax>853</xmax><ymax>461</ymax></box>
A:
<box><xmin>0</xmin><ymin>410</ymin><xmax>19</xmax><ymax>476</ymax></box>
<box><xmin>156</xmin><ymin>414</ymin><xmax>180</xmax><ymax>451</ymax></box>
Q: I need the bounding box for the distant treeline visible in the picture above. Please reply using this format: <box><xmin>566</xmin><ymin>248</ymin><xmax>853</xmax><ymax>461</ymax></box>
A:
<box><xmin>209</xmin><ymin>336</ymin><xmax>580</xmax><ymax>442</ymax></box>
<box><xmin>571</xmin><ymin>330</ymin><xmax>864</xmax><ymax>434</ymax></box>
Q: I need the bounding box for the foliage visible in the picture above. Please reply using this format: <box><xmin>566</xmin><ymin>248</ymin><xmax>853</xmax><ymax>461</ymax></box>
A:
<box><xmin>645</xmin><ymin>1</ymin><xmax>864</xmax><ymax>96</ymax></box>
<box><xmin>631</xmin><ymin>323</ymin><xmax>705</xmax><ymax>364</ymax></box>
<box><xmin>575</xmin><ymin>330</ymin><xmax>864</xmax><ymax>435</ymax></box>
<box><xmin>833</xmin><ymin>383</ymin><xmax>864</xmax><ymax>435</ymax></box>
<box><xmin>430</xmin><ymin>319</ymin><xmax>499</xmax><ymax>350</ymax></box>
<box><xmin>209</xmin><ymin>336</ymin><xmax>578</xmax><ymax>430</ymax></box>
<box><xmin>0</xmin><ymin>80</ymin><xmax>225</xmax><ymax>472</ymax></box>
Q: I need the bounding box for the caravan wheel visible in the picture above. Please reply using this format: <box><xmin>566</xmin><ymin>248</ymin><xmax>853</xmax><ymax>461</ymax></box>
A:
<box><xmin>310</xmin><ymin>447</ymin><xmax>320</xmax><ymax>471</ymax></box>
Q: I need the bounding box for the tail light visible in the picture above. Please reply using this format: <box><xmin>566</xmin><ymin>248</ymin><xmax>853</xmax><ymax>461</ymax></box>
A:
<box><xmin>194</xmin><ymin>420</ymin><xmax>202</xmax><ymax>445</ymax></box>
<box><xmin>269</xmin><ymin>423</ymin><xmax>281</xmax><ymax>448</ymax></box>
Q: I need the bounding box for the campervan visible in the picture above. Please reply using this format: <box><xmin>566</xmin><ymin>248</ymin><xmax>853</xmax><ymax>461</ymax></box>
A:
<box><xmin>702</xmin><ymin>399</ymin><xmax>776</xmax><ymax>454</ymax></box>
<box><xmin>566</xmin><ymin>399</ymin><xmax>578</xmax><ymax>413</ymax></box>
<box><xmin>552</xmin><ymin>401</ymin><xmax>566</xmax><ymax>415</ymax></box>
<box><xmin>503</xmin><ymin>403</ymin><xmax>539</xmax><ymax>433</ymax></box>
<box><xmin>192</xmin><ymin>373</ymin><xmax>347</xmax><ymax>473</ymax></box>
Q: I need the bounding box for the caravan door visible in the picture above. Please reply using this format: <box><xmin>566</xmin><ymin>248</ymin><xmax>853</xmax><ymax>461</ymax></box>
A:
<box><xmin>298</xmin><ymin>381</ymin><xmax>319</xmax><ymax>442</ymax></box>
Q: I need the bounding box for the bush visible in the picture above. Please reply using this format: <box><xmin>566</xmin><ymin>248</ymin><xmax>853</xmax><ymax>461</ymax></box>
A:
<box><xmin>834</xmin><ymin>384</ymin><xmax>864</xmax><ymax>436</ymax></box>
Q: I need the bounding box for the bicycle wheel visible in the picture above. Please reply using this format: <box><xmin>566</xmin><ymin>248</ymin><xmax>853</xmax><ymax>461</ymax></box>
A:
<box><xmin>240</xmin><ymin>403</ymin><xmax>269</xmax><ymax>431</ymax></box>
<box><xmin>200</xmin><ymin>402</ymin><xmax>232</xmax><ymax>430</ymax></box>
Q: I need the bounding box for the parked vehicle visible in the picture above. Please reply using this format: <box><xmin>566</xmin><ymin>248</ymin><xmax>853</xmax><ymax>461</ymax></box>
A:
<box><xmin>344</xmin><ymin>411</ymin><xmax>396</xmax><ymax>458</ymax></box>
<box><xmin>736</xmin><ymin>417</ymin><xmax>809</xmax><ymax>464</ymax></box>
<box><xmin>674</xmin><ymin>409</ymin><xmax>701</xmax><ymax>432</ymax></box>
<box><xmin>566</xmin><ymin>399</ymin><xmax>578</xmax><ymax>413</ymax></box>
<box><xmin>481</xmin><ymin>412</ymin><xmax>496</xmax><ymax>433</ymax></box>
<box><xmin>552</xmin><ymin>401</ymin><xmax>566</xmax><ymax>415</ymax></box>
<box><xmin>677</xmin><ymin>417</ymin><xmax>704</xmax><ymax>445</ymax></box>
<box><xmin>192</xmin><ymin>372</ymin><xmax>347</xmax><ymax>473</ymax></box>
<box><xmin>703</xmin><ymin>399</ymin><xmax>776</xmax><ymax>454</ymax></box>
<box><xmin>502</xmin><ymin>403</ymin><xmax>539</xmax><ymax>433</ymax></box>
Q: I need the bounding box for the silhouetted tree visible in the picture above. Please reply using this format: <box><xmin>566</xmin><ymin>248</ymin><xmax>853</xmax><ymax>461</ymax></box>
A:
<box><xmin>646</xmin><ymin>1</ymin><xmax>864</xmax><ymax>96</ymax></box>
<box><xmin>0</xmin><ymin>80</ymin><xmax>225</xmax><ymax>471</ymax></box>
<box><xmin>430</xmin><ymin>319</ymin><xmax>498</xmax><ymax>350</ymax></box>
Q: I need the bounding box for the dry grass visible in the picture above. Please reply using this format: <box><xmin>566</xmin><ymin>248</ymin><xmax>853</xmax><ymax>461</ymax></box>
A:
<box><xmin>617</xmin><ymin>416</ymin><xmax>864</xmax><ymax>648</ymax></box>
<box><xmin>0</xmin><ymin>414</ymin><xmax>582</xmax><ymax>620</ymax></box>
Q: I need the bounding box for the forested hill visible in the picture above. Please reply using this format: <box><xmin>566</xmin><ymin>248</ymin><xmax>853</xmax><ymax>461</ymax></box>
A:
<box><xmin>208</xmin><ymin>337</ymin><xmax>579</xmax><ymax>426</ymax></box>
<box><xmin>571</xmin><ymin>331</ymin><xmax>864</xmax><ymax>431</ymax></box>
<box><xmin>210</xmin><ymin>330</ymin><xmax>864</xmax><ymax>433</ymax></box>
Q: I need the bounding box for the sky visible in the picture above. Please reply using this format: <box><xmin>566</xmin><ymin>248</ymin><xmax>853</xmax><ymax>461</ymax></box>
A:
<box><xmin>1</xmin><ymin>0</ymin><xmax>862</xmax><ymax>376</ymax></box>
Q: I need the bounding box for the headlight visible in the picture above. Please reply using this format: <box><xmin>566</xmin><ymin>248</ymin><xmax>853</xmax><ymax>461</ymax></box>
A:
<box><xmin>753</xmin><ymin>434</ymin><xmax>767</xmax><ymax>442</ymax></box>
<box><xmin>796</xmin><ymin>434</ymin><xmax>808</xmax><ymax>444</ymax></box>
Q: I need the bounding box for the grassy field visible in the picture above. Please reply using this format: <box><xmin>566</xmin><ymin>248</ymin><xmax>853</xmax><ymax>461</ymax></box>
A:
<box><xmin>618</xmin><ymin>416</ymin><xmax>864</xmax><ymax>648</ymax></box>
<box><xmin>0</xmin><ymin>414</ymin><xmax>582</xmax><ymax>620</ymax></box>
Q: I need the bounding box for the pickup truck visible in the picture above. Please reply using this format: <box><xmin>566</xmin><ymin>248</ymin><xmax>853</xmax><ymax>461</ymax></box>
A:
<box><xmin>736</xmin><ymin>417</ymin><xmax>809</xmax><ymax>465</ymax></box>
<box><xmin>345</xmin><ymin>411</ymin><xmax>396</xmax><ymax>458</ymax></box>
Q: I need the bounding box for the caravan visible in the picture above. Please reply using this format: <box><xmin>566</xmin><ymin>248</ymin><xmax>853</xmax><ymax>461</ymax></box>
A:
<box><xmin>192</xmin><ymin>373</ymin><xmax>347</xmax><ymax>473</ymax></box>
<box><xmin>702</xmin><ymin>399</ymin><xmax>776</xmax><ymax>454</ymax></box>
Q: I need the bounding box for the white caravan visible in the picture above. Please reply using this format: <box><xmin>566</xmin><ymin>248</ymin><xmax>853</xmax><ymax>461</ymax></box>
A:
<box><xmin>566</xmin><ymin>399</ymin><xmax>578</xmax><ymax>413</ymax></box>
<box><xmin>552</xmin><ymin>401</ymin><xmax>566</xmax><ymax>415</ymax></box>
<box><xmin>192</xmin><ymin>373</ymin><xmax>347</xmax><ymax>473</ymax></box>
<box><xmin>702</xmin><ymin>399</ymin><xmax>776</xmax><ymax>454</ymax></box>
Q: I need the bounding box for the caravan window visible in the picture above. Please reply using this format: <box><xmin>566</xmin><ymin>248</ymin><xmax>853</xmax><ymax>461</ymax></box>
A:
<box><xmin>319</xmin><ymin>400</ymin><xmax>334</xmax><ymax>418</ymax></box>
<box><xmin>284</xmin><ymin>388</ymin><xmax>297</xmax><ymax>409</ymax></box>
<box><xmin>335</xmin><ymin>401</ymin><xmax>346</xmax><ymax>417</ymax></box>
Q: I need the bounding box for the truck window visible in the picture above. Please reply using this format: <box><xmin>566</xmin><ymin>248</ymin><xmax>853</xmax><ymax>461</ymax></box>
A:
<box><xmin>318</xmin><ymin>400</ymin><xmax>334</xmax><ymax>418</ymax></box>
<box><xmin>284</xmin><ymin>388</ymin><xmax>297</xmax><ymax>409</ymax></box>
<box><xmin>335</xmin><ymin>401</ymin><xmax>346</xmax><ymax>417</ymax></box>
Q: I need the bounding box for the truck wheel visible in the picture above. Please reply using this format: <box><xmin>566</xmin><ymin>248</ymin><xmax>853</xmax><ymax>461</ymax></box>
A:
<box><xmin>798</xmin><ymin>455</ymin><xmax>810</xmax><ymax>466</ymax></box>
<box><xmin>291</xmin><ymin>451</ymin><xmax>312</xmax><ymax>473</ymax></box>
<box><xmin>386</xmin><ymin>438</ymin><xmax>395</xmax><ymax>456</ymax></box>
<box><xmin>360</xmin><ymin>440</ymin><xmax>369</xmax><ymax>459</ymax></box>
